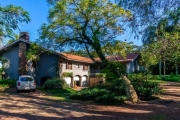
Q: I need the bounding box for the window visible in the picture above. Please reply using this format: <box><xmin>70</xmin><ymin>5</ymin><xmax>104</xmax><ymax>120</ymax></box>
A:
<box><xmin>83</xmin><ymin>64</ymin><xmax>88</xmax><ymax>70</ymax></box>
<box><xmin>66</xmin><ymin>62</ymin><xmax>72</xmax><ymax>69</ymax></box>
<box><xmin>20</xmin><ymin>77</ymin><xmax>33</xmax><ymax>81</ymax></box>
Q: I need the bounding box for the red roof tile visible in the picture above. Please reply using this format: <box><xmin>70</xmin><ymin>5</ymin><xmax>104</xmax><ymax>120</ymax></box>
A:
<box><xmin>59</xmin><ymin>53</ymin><xmax>139</xmax><ymax>63</ymax></box>
<box><xmin>60</xmin><ymin>53</ymin><xmax>93</xmax><ymax>63</ymax></box>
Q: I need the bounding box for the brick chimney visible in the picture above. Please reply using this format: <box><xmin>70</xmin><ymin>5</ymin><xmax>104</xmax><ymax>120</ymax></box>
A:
<box><xmin>19</xmin><ymin>32</ymin><xmax>30</xmax><ymax>41</ymax></box>
<box><xmin>18</xmin><ymin>32</ymin><xmax>29</xmax><ymax>75</ymax></box>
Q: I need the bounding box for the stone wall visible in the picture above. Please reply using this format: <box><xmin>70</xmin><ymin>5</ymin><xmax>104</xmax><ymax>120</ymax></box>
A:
<box><xmin>18</xmin><ymin>42</ymin><xmax>27</xmax><ymax>75</ymax></box>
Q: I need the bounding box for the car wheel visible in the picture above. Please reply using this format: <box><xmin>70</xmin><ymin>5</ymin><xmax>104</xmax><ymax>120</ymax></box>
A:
<box><xmin>32</xmin><ymin>89</ymin><xmax>36</xmax><ymax>92</ymax></box>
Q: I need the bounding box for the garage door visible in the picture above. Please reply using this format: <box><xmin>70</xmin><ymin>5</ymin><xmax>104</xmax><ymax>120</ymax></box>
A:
<box><xmin>64</xmin><ymin>77</ymin><xmax>71</xmax><ymax>86</ymax></box>
<box><xmin>82</xmin><ymin>76</ymin><xmax>87</xmax><ymax>87</ymax></box>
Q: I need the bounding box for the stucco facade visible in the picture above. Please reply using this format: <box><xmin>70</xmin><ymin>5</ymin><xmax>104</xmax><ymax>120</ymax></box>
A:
<box><xmin>60</xmin><ymin>59</ymin><xmax>89</xmax><ymax>87</ymax></box>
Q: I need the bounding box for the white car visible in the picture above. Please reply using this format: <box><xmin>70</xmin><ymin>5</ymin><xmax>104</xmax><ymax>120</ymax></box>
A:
<box><xmin>16</xmin><ymin>75</ymin><xmax>36</xmax><ymax>93</ymax></box>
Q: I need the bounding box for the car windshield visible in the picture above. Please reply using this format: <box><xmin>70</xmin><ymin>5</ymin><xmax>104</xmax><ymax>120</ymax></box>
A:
<box><xmin>20</xmin><ymin>77</ymin><xmax>33</xmax><ymax>81</ymax></box>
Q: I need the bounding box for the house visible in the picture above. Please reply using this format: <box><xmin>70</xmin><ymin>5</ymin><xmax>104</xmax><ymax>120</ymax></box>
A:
<box><xmin>0</xmin><ymin>32</ymin><xmax>140</xmax><ymax>87</ymax></box>
<box><xmin>92</xmin><ymin>54</ymin><xmax>140</xmax><ymax>74</ymax></box>
<box><xmin>0</xmin><ymin>32</ymin><xmax>92</xmax><ymax>87</ymax></box>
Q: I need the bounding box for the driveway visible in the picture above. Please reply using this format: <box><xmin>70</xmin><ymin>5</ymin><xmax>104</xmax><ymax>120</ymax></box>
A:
<box><xmin>0</xmin><ymin>82</ymin><xmax>180</xmax><ymax>120</ymax></box>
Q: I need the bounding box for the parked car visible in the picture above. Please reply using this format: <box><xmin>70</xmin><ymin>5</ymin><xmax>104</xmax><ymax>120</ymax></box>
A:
<box><xmin>16</xmin><ymin>75</ymin><xmax>36</xmax><ymax>93</ymax></box>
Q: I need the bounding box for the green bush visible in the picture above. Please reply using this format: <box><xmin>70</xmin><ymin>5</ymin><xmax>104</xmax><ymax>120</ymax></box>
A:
<box><xmin>130</xmin><ymin>77</ymin><xmax>162</xmax><ymax>98</ymax></box>
<box><xmin>43</xmin><ymin>77</ymin><xmax>66</xmax><ymax>90</ymax></box>
<box><xmin>0</xmin><ymin>79</ymin><xmax>16</xmax><ymax>87</ymax></box>
<box><xmin>94</xmin><ymin>94</ymin><xmax>126</xmax><ymax>105</ymax></box>
<box><xmin>70</xmin><ymin>80</ymin><xmax>127</xmax><ymax>104</ymax></box>
<box><xmin>135</xmin><ymin>82</ymin><xmax>161</xmax><ymax>97</ymax></box>
<box><xmin>161</xmin><ymin>75</ymin><xmax>180</xmax><ymax>82</ymax></box>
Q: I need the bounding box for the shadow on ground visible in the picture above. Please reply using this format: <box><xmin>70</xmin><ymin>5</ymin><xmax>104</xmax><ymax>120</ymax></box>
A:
<box><xmin>0</xmin><ymin>83</ymin><xmax>179</xmax><ymax>120</ymax></box>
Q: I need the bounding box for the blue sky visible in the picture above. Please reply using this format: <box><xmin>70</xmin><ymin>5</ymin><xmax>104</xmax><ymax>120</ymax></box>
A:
<box><xmin>1</xmin><ymin>0</ymin><xmax>49</xmax><ymax>41</ymax></box>
<box><xmin>0</xmin><ymin>0</ymin><xmax>142</xmax><ymax>46</ymax></box>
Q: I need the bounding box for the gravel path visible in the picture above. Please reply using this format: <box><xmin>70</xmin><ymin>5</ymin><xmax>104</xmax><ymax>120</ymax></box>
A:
<box><xmin>0</xmin><ymin>82</ymin><xmax>180</xmax><ymax>120</ymax></box>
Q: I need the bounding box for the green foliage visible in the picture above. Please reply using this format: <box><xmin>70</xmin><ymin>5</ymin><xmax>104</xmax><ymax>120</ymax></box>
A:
<box><xmin>0</xmin><ymin>4</ymin><xmax>30</xmax><ymax>44</ymax></box>
<box><xmin>62</xmin><ymin>72</ymin><xmax>73</xmax><ymax>77</ymax></box>
<box><xmin>95</xmin><ymin>73</ymin><xmax>106</xmax><ymax>78</ymax></box>
<box><xmin>26</xmin><ymin>43</ymin><xmax>47</xmax><ymax>61</ymax></box>
<box><xmin>43</xmin><ymin>77</ymin><xmax>67</xmax><ymax>90</ymax></box>
<box><xmin>102</xmin><ymin>41</ymin><xmax>138</xmax><ymax>57</ymax></box>
<box><xmin>128</xmin><ymin>73</ymin><xmax>147</xmax><ymax>81</ymax></box>
<box><xmin>0</xmin><ymin>56</ymin><xmax>8</xmax><ymax>70</ymax></box>
<box><xmin>149</xmin><ymin>75</ymin><xmax>180</xmax><ymax>82</ymax></box>
<box><xmin>0</xmin><ymin>79</ymin><xmax>16</xmax><ymax>87</ymax></box>
<box><xmin>149</xmin><ymin>75</ymin><xmax>162</xmax><ymax>80</ymax></box>
<box><xmin>70</xmin><ymin>79</ymin><xmax>127</xmax><ymax>105</ymax></box>
<box><xmin>100</xmin><ymin>68</ymin><xmax>118</xmax><ymax>82</ymax></box>
<box><xmin>39</xmin><ymin>0</ymin><xmax>132</xmax><ymax>53</ymax></box>
<box><xmin>118</xmin><ymin>0</ymin><xmax>180</xmax><ymax>38</ymax></box>
<box><xmin>129</xmin><ymin>74</ymin><xmax>162</xmax><ymax>98</ymax></box>
<box><xmin>161</xmin><ymin>75</ymin><xmax>180</xmax><ymax>82</ymax></box>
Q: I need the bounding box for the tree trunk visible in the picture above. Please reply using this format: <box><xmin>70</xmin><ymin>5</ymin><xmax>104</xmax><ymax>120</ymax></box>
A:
<box><xmin>163</xmin><ymin>60</ymin><xmax>166</xmax><ymax>76</ymax></box>
<box><xmin>175</xmin><ymin>64</ymin><xmax>178</xmax><ymax>75</ymax></box>
<box><xmin>90</xmin><ymin>39</ymin><xmax>138</xmax><ymax>103</ymax></box>
<box><xmin>159</xmin><ymin>61</ymin><xmax>162</xmax><ymax>76</ymax></box>
<box><xmin>122</xmin><ymin>75</ymin><xmax>138</xmax><ymax>103</ymax></box>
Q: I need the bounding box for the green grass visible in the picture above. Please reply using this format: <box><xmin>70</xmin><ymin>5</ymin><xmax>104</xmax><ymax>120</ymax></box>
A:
<box><xmin>147</xmin><ymin>79</ymin><xmax>166</xmax><ymax>83</ymax></box>
<box><xmin>39</xmin><ymin>87</ymin><xmax>76</xmax><ymax>100</ymax></box>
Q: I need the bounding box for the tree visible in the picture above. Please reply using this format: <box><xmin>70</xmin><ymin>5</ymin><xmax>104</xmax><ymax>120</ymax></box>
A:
<box><xmin>142</xmin><ymin>7</ymin><xmax>180</xmax><ymax>75</ymax></box>
<box><xmin>102</xmin><ymin>40</ymin><xmax>138</xmax><ymax>57</ymax></box>
<box><xmin>139</xmin><ymin>42</ymin><xmax>160</xmax><ymax>80</ymax></box>
<box><xmin>117</xmin><ymin>0</ymin><xmax>180</xmax><ymax>38</ymax></box>
<box><xmin>0</xmin><ymin>4</ymin><xmax>30</xmax><ymax>45</ymax></box>
<box><xmin>39</xmin><ymin>0</ymin><xmax>138</xmax><ymax>102</ymax></box>
<box><xmin>7</xmin><ymin>33</ymin><xmax>19</xmax><ymax>44</ymax></box>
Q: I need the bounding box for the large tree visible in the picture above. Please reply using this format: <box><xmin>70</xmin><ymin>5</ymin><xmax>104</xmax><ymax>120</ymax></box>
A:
<box><xmin>117</xmin><ymin>0</ymin><xmax>180</xmax><ymax>38</ymax></box>
<box><xmin>141</xmin><ymin>7</ymin><xmax>180</xmax><ymax>75</ymax></box>
<box><xmin>0</xmin><ymin>4</ymin><xmax>30</xmax><ymax>45</ymax></box>
<box><xmin>39</xmin><ymin>0</ymin><xmax>138</xmax><ymax>102</ymax></box>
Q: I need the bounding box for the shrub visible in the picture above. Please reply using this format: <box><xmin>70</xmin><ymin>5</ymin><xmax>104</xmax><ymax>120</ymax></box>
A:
<box><xmin>70</xmin><ymin>80</ymin><xmax>127</xmax><ymax>104</ymax></box>
<box><xmin>136</xmin><ymin>82</ymin><xmax>161</xmax><ymax>97</ymax></box>
<box><xmin>94</xmin><ymin>94</ymin><xmax>126</xmax><ymax>105</ymax></box>
<box><xmin>0</xmin><ymin>79</ymin><xmax>16</xmax><ymax>87</ymax></box>
<box><xmin>161</xmin><ymin>75</ymin><xmax>180</xmax><ymax>82</ymax></box>
<box><xmin>43</xmin><ymin>77</ymin><xmax>67</xmax><ymax>90</ymax></box>
<box><xmin>130</xmin><ymin>78</ymin><xmax>162</xmax><ymax>98</ymax></box>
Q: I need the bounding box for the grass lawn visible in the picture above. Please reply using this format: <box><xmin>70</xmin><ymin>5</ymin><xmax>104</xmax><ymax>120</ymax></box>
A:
<box><xmin>37</xmin><ymin>86</ymin><xmax>76</xmax><ymax>100</ymax></box>
<box><xmin>148</xmin><ymin>79</ymin><xmax>166</xmax><ymax>83</ymax></box>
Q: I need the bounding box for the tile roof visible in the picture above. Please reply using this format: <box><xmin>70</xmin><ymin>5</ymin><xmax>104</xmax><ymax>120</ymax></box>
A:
<box><xmin>59</xmin><ymin>53</ymin><xmax>93</xmax><ymax>63</ymax></box>
<box><xmin>95</xmin><ymin>53</ymin><xmax>139</xmax><ymax>62</ymax></box>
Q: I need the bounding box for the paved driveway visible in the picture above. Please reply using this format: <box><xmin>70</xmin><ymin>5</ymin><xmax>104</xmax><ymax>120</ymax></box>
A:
<box><xmin>0</xmin><ymin>83</ymin><xmax>180</xmax><ymax>120</ymax></box>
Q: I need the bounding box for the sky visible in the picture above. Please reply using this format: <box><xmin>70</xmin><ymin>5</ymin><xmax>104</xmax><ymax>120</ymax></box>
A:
<box><xmin>0</xmin><ymin>0</ymin><xmax>142</xmax><ymax>46</ymax></box>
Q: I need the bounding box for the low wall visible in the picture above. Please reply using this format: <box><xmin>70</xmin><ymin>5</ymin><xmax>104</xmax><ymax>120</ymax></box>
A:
<box><xmin>89</xmin><ymin>77</ymin><xmax>103</xmax><ymax>86</ymax></box>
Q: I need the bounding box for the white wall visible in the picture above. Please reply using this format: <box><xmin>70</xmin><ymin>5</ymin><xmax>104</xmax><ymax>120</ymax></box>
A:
<box><xmin>61</xmin><ymin>60</ymin><xmax>89</xmax><ymax>77</ymax></box>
